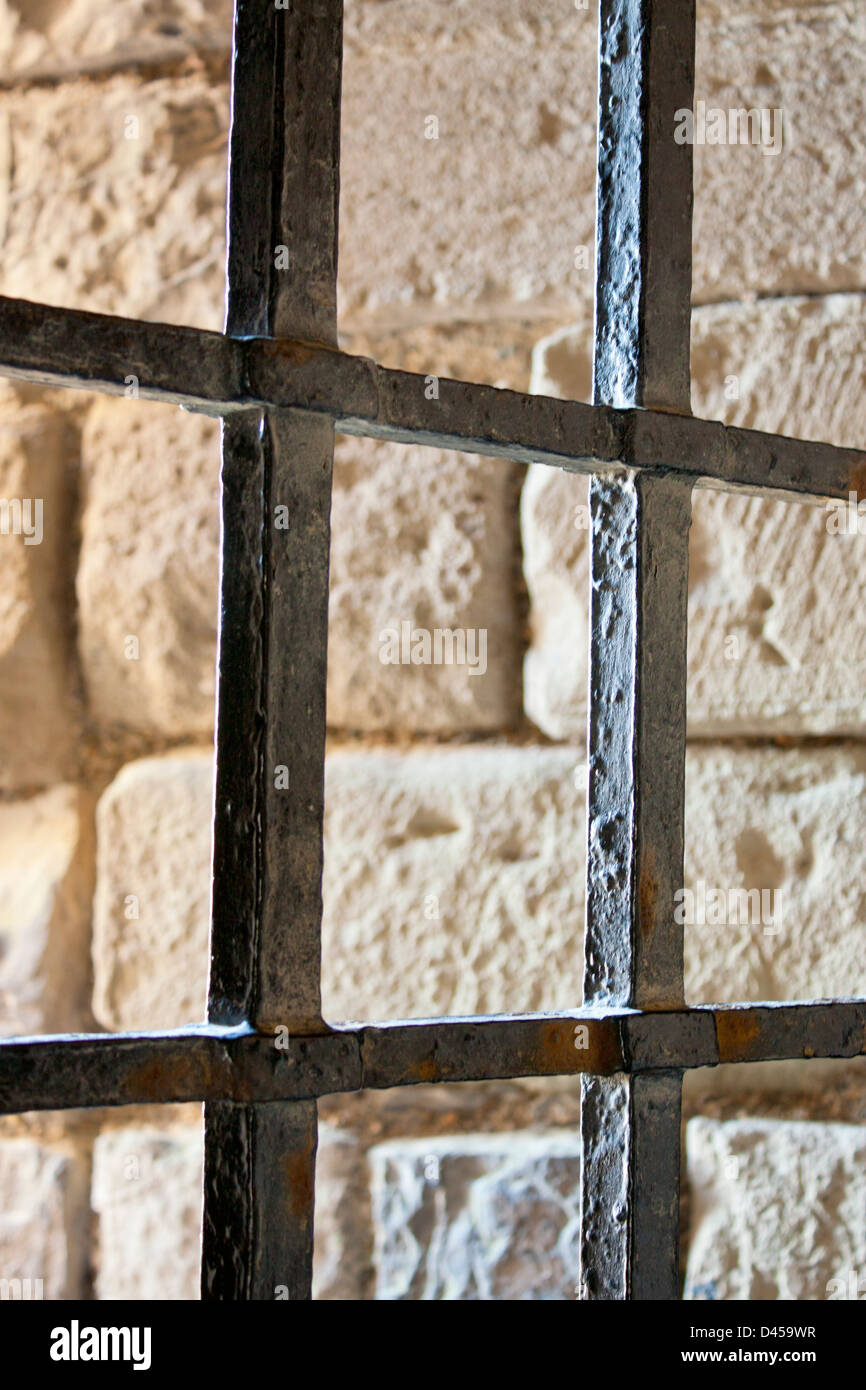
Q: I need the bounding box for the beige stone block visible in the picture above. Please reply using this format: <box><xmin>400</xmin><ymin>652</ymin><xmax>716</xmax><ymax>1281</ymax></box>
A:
<box><xmin>0</xmin><ymin>407</ymin><xmax>79</xmax><ymax>791</ymax></box>
<box><xmin>684</xmin><ymin>1117</ymin><xmax>866</xmax><ymax>1300</ymax></box>
<box><xmin>322</xmin><ymin>746</ymin><xmax>586</xmax><ymax>1022</ymax></box>
<box><xmin>368</xmin><ymin>1133</ymin><xmax>582</xmax><ymax>1300</ymax></box>
<box><xmin>77</xmin><ymin>398</ymin><xmax>220</xmax><ymax>740</ymax></box>
<box><xmin>92</xmin><ymin>749</ymin><xmax>213</xmax><ymax>1032</ymax></box>
<box><xmin>0</xmin><ymin>1</ymin><xmax>231</xmax><ymax>79</ymax></box>
<box><xmin>313</xmin><ymin>1124</ymin><xmax>372</xmax><ymax>1301</ymax></box>
<box><xmin>92</xmin><ymin>1125</ymin><xmax>203</xmax><ymax>1300</ymax></box>
<box><xmin>90</xmin><ymin>741</ymin><xmax>866</xmax><ymax>1029</ymax></box>
<box><xmin>0</xmin><ymin>1137</ymin><xmax>89</xmax><ymax>1299</ymax></box>
<box><xmin>0</xmin><ymin>785</ymin><xmax>95</xmax><ymax>1036</ymax></box>
<box><xmin>328</xmin><ymin>437</ymin><xmax>520</xmax><ymax>732</ymax></box>
<box><xmin>523</xmin><ymin>296</ymin><xmax>866</xmax><ymax>740</ymax></box>
<box><xmin>0</xmin><ymin>73</ymin><xmax>228</xmax><ymax>330</ymax></box>
<box><xmin>683</xmin><ymin>744</ymin><xmax>866</xmax><ymax>1007</ymax></box>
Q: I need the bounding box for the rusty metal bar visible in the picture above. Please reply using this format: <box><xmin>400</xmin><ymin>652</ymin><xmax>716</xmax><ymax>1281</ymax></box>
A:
<box><xmin>0</xmin><ymin>296</ymin><xmax>863</xmax><ymax>502</ymax></box>
<box><xmin>580</xmin><ymin>0</ymin><xmax>696</xmax><ymax>1303</ymax></box>
<box><xmin>0</xmin><ymin>1003</ymin><xmax>864</xmax><ymax>1115</ymax></box>
<box><xmin>202</xmin><ymin>0</ymin><xmax>343</xmax><ymax>1302</ymax></box>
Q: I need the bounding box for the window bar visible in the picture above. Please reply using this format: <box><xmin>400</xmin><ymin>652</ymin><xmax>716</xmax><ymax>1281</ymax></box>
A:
<box><xmin>580</xmin><ymin>0</ymin><xmax>696</xmax><ymax>1300</ymax></box>
<box><xmin>202</xmin><ymin>0</ymin><xmax>343</xmax><ymax>1301</ymax></box>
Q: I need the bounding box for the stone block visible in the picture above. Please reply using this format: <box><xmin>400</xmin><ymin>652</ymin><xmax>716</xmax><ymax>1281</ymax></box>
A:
<box><xmin>92</xmin><ymin>1125</ymin><xmax>203</xmax><ymax>1300</ymax></box>
<box><xmin>368</xmin><ymin>1132</ymin><xmax>582</xmax><ymax>1300</ymax></box>
<box><xmin>0</xmin><ymin>407</ymin><xmax>79</xmax><ymax>791</ymax></box>
<box><xmin>0</xmin><ymin>1</ymin><xmax>231</xmax><ymax>79</ymax></box>
<box><xmin>684</xmin><ymin>1117</ymin><xmax>866</xmax><ymax>1300</ymax></box>
<box><xmin>0</xmin><ymin>73</ymin><xmax>228</xmax><ymax>330</ymax></box>
<box><xmin>328</xmin><ymin>437</ymin><xmax>520</xmax><ymax>732</ymax></box>
<box><xmin>77</xmin><ymin>398</ymin><xmax>220</xmax><ymax>740</ymax></box>
<box><xmin>91</xmin><ymin>749</ymin><xmax>213</xmax><ymax>1031</ymax></box>
<box><xmin>0</xmin><ymin>785</ymin><xmax>95</xmax><ymax>1036</ymax></box>
<box><xmin>0</xmin><ymin>1137</ymin><xmax>89</xmax><ymax>1300</ymax></box>
<box><xmin>313</xmin><ymin>1124</ymin><xmax>372</xmax><ymax>1301</ymax></box>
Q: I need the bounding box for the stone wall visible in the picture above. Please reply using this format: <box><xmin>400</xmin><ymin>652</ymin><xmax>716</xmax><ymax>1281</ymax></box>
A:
<box><xmin>1</xmin><ymin>0</ymin><xmax>866</xmax><ymax>1300</ymax></box>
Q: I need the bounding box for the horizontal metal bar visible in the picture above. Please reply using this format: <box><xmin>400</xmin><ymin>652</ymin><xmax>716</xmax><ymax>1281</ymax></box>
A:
<box><xmin>0</xmin><ymin>296</ymin><xmax>863</xmax><ymax>502</ymax></box>
<box><xmin>0</xmin><ymin>1002</ymin><xmax>863</xmax><ymax>1114</ymax></box>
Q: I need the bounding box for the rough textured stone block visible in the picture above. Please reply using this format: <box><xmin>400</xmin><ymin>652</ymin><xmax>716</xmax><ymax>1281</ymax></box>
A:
<box><xmin>683</xmin><ymin>744</ymin><xmax>866</xmax><ymax>1006</ymax></box>
<box><xmin>0</xmin><ymin>1137</ymin><xmax>89</xmax><ymax>1299</ymax></box>
<box><xmin>0</xmin><ymin>0</ymin><xmax>231</xmax><ymax>79</ymax></box>
<box><xmin>0</xmin><ymin>407</ymin><xmax>79</xmax><ymax>791</ymax></box>
<box><xmin>77</xmin><ymin>399</ymin><xmax>220</xmax><ymax>740</ymax></box>
<box><xmin>0</xmin><ymin>73</ymin><xmax>228</xmax><ymax>330</ymax></box>
<box><xmin>328</xmin><ymin>437</ymin><xmax>520</xmax><ymax>732</ymax></box>
<box><xmin>92</xmin><ymin>749</ymin><xmax>213</xmax><ymax>1031</ymax></box>
<box><xmin>322</xmin><ymin>746</ymin><xmax>585</xmax><ymax>1021</ymax></box>
<box><xmin>368</xmin><ymin>1133</ymin><xmax>582</xmax><ymax>1300</ymax></box>
<box><xmin>523</xmin><ymin>296</ymin><xmax>866</xmax><ymax>740</ymax></box>
<box><xmin>0</xmin><ymin>785</ymin><xmax>95</xmax><ymax>1037</ymax></box>
<box><xmin>92</xmin><ymin>1126</ymin><xmax>203</xmax><ymax>1300</ymax></box>
<box><xmin>90</xmin><ymin>742</ymin><xmax>866</xmax><ymax>1028</ymax></box>
<box><xmin>313</xmin><ymin>1125</ymin><xmax>372</xmax><ymax>1301</ymax></box>
<box><xmin>684</xmin><ymin>1117</ymin><xmax>866</xmax><ymax>1301</ymax></box>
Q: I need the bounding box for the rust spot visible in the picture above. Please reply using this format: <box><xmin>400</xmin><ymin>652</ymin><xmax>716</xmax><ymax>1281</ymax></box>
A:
<box><xmin>848</xmin><ymin>456</ymin><xmax>866</xmax><ymax>503</ymax></box>
<box><xmin>284</xmin><ymin>1134</ymin><xmax>316</xmax><ymax>1220</ymax></box>
<box><xmin>638</xmin><ymin>848</ymin><xmax>658</xmax><ymax>939</ymax></box>
<box><xmin>716</xmin><ymin>1009</ymin><xmax>761</xmax><ymax>1063</ymax></box>
<box><xmin>125</xmin><ymin>1053</ymin><xmax>209</xmax><ymax>1103</ymax></box>
<box><xmin>406</xmin><ymin>1055</ymin><xmax>438</xmax><ymax>1084</ymax></box>
<box><xmin>534</xmin><ymin>1019</ymin><xmax>623</xmax><ymax>1076</ymax></box>
<box><xmin>260</xmin><ymin>337</ymin><xmax>336</xmax><ymax>366</ymax></box>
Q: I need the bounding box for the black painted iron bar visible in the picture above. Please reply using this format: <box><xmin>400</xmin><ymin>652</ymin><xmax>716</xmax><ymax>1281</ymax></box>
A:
<box><xmin>202</xmin><ymin>0</ymin><xmax>343</xmax><ymax>1302</ymax></box>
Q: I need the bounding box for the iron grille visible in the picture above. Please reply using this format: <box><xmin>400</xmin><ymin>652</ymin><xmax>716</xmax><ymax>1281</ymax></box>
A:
<box><xmin>1</xmin><ymin>0</ymin><xmax>864</xmax><ymax>1301</ymax></box>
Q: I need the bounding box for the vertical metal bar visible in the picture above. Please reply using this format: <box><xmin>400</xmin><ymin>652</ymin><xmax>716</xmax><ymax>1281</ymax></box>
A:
<box><xmin>203</xmin><ymin>0</ymin><xmax>343</xmax><ymax>1300</ymax></box>
<box><xmin>580</xmin><ymin>0</ymin><xmax>696</xmax><ymax>1301</ymax></box>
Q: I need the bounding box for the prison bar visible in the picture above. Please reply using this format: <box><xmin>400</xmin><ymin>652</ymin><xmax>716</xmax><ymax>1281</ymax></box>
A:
<box><xmin>201</xmin><ymin>0</ymin><xmax>344</xmax><ymax>1301</ymax></box>
<box><xmin>0</xmin><ymin>1002</ymin><xmax>864</xmax><ymax>1115</ymax></box>
<box><xmin>579</xmin><ymin>0</ymin><xmax>697</xmax><ymax>1303</ymax></box>
<box><xmin>0</xmin><ymin>293</ymin><xmax>863</xmax><ymax>503</ymax></box>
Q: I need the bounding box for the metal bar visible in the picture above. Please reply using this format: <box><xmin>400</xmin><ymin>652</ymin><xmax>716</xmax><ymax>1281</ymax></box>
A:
<box><xmin>203</xmin><ymin>0</ymin><xmax>282</xmax><ymax>1304</ymax></box>
<box><xmin>203</xmin><ymin>1100</ymin><xmax>318</xmax><ymax>1300</ymax></box>
<box><xmin>0</xmin><ymin>296</ymin><xmax>863</xmax><ymax>502</ymax></box>
<box><xmin>584</xmin><ymin>471</ymin><xmax>693</xmax><ymax>1008</ymax></box>
<box><xmin>1</xmin><ymin>1003</ymin><xmax>864</xmax><ymax>1114</ymax></box>
<box><xmin>203</xmin><ymin>0</ymin><xmax>344</xmax><ymax>1303</ymax></box>
<box><xmin>581</xmin><ymin>0</ymin><xmax>696</xmax><ymax>1303</ymax></box>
